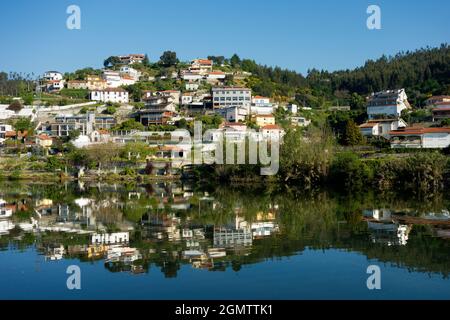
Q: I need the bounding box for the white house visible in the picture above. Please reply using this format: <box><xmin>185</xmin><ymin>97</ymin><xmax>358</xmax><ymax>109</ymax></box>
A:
<box><xmin>102</xmin><ymin>70</ymin><xmax>122</xmax><ymax>88</ymax></box>
<box><xmin>190</xmin><ymin>59</ymin><xmax>213</xmax><ymax>75</ymax></box>
<box><xmin>0</xmin><ymin>124</ymin><xmax>13</xmax><ymax>138</ymax></box>
<box><xmin>252</xmin><ymin>96</ymin><xmax>271</xmax><ymax>106</ymax></box>
<box><xmin>359</xmin><ymin>119</ymin><xmax>407</xmax><ymax>138</ymax></box>
<box><xmin>260</xmin><ymin>124</ymin><xmax>285</xmax><ymax>139</ymax></box>
<box><xmin>291</xmin><ymin>116</ymin><xmax>311</xmax><ymax>127</ymax></box>
<box><xmin>43</xmin><ymin>71</ymin><xmax>63</xmax><ymax>81</ymax></box>
<box><xmin>206</xmin><ymin>71</ymin><xmax>226</xmax><ymax>83</ymax></box>
<box><xmin>181</xmin><ymin>93</ymin><xmax>194</xmax><ymax>105</ymax></box>
<box><xmin>119</xmin><ymin>66</ymin><xmax>141</xmax><ymax>80</ymax></box>
<box><xmin>118</xmin><ymin>54</ymin><xmax>145</xmax><ymax>65</ymax></box>
<box><xmin>186</xmin><ymin>83</ymin><xmax>199</xmax><ymax>91</ymax></box>
<box><xmin>182</xmin><ymin>72</ymin><xmax>203</xmax><ymax>82</ymax></box>
<box><xmin>286</xmin><ymin>104</ymin><xmax>298</xmax><ymax>114</ymax></box>
<box><xmin>43</xmin><ymin>71</ymin><xmax>65</xmax><ymax>92</ymax></box>
<box><xmin>216</xmin><ymin>106</ymin><xmax>248</xmax><ymax>123</ymax></box>
<box><xmin>90</xmin><ymin>88</ymin><xmax>129</xmax><ymax>104</ymax></box>
<box><xmin>0</xmin><ymin>105</ymin><xmax>36</xmax><ymax>121</ymax></box>
<box><xmin>389</xmin><ymin>127</ymin><xmax>450</xmax><ymax>149</ymax></box>
<box><xmin>367</xmin><ymin>89</ymin><xmax>411</xmax><ymax>120</ymax></box>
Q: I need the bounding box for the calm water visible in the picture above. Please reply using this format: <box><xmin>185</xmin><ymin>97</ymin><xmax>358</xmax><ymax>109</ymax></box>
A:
<box><xmin>0</xmin><ymin>181</ymin><xmax>449</xmax><ymax>300</ymax></box>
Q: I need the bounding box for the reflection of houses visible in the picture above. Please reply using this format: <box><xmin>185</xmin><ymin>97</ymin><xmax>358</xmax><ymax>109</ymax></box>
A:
<box><xmin>92</xmin><ymin>232</ymin><xmax>129</xmax><ymax>244</ymax></box>
<box><xmin>45</xmin><ymin>245</ymin><xmax>65</xmax><ymax>261</ymax></box>
<box><xmin>0</xmin><ymin>199</ymin><xmax>13</xmax><ymax>218</ymax></box>
<box><xmin>367</xmin><ymin>222</ymin><xmax>411</xmax><ymax>246</ymax></box>
<box><xmin>213</xmin><ymin>227</ymin><xmax>252</xmax><ymax>248</ymax></box>
<box><xmin>364</xmin><ymin>209</ymin><xmax>411</xmax><ymax>246</ymax></box>
<box><xmin>0</xmin><ymin>219</ymin><xmax>15</xmax><ymax>235</ymax></box>
<box><xmin>106</xmin><ymin>246</ymin><xmax>141</xmax><ymax>263</ymax></box>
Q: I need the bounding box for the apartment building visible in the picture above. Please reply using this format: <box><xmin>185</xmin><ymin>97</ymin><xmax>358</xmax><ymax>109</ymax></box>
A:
<box><xmin>366</xmin><ymin>89</ymin><xmax>411</xmax><ymax>120</ymax></box>
<box><xmin>212</xmin><ymin>87</ymin><xmax>252</xmax><ymax>109</ymax></box>
<box><xmin>49</xmin><ymin>112</ymin><xmax>116</xmax><ymax>137</ymax></box>
<box><xmin>90</xmin><ymin>88</ymin><xmax>129</xmax><ymax>104</ymax></box>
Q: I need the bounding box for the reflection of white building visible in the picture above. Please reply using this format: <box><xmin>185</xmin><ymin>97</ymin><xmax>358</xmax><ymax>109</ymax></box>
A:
<box><xmin>0</xmin><ymin>219</ymin><xmax>14</xmax><ymax>235</ymax></box>
<box><xmin>92</xmin><ymin>232</ymin><xmax>129</xmax><ymax>244</ymax></box>
<box><xmin>363</xmin><ymin>209</ymin><xmax>392</xmax><ymax>222</ymax></box>
<box><xmin>0</xmin><ymin>199</ymin><xmax>13</xmax><ymax>218</ymax></box>
<box><xmin>251</xmin><ymin>222</ymin><xmax>278</xmax><ymax>237</ymax></box>
<box><xmin>45</xmin><ymin>245</ymin><xmax>65</xmax><ymax>261</ymax></box>
<box><xmin>213</xmin><ymin>227</ymin><xmax>253</xmax><ymax>247</ymax></box>
<box><xmin>367</xmin><ymin>222</ymin><xmax>411</xmax><ymax>246</ymax></box>
<box><xmin>364</xmin><ymin>209</ymin><xmax>410</xmax><ymax>246</ymax></box>
<box><xmin>106</xmin><ymin>246</ymin><xmax>141</xmax><ymax>263</ymax></box>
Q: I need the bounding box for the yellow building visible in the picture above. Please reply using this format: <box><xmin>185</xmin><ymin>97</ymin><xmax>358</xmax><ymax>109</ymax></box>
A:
<box><xmin>254</xmin><ymin>115</ymin><xmax>275</xmax><ymax>127</ymax></box>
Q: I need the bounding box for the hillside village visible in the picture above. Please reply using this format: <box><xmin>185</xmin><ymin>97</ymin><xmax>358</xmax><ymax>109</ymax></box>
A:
<box><xmin>1</xmin><ymin>49</ymin><xmax>450</xmax><ymax>182</ymax></box>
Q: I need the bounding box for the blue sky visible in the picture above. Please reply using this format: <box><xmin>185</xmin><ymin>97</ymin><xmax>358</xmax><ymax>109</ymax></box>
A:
<box><xmin>0</xmin><ymin>0</ymin><xmax>449</xmax><ymax>76</ymax></box>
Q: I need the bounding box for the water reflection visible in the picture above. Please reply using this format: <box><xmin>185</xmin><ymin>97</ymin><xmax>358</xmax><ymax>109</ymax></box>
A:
<box><xmin>0</xmin><ymin>181</ymin><xmax>449</xmax><ymax>280</ymax></box>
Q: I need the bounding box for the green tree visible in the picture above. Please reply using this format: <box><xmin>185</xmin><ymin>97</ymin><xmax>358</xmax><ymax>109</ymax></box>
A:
<box><xmin>104</xmin><ymin>56</ymin><xmax>121</xmax><ymax>68</ymax></box>
<box><xmin>343</xmin><ymin>120</ymin><xmax>364</xmax><ymax>146</ymax></box>
<box><xmin>114</xmin><ymin>119</ymin><xmax>145</xmax><ymax>131</ymax></box>
<box><xmin>159</xmin><ymin>51</ymin><xmax>179</xmax><ymax>67</ymax></box>
<box><xmin>230</xmin><ymin>54</ymin><xmax>241</xmax><ymax>68</ymax></box>
<box><xmin>142</xmin><ymin>54</ymin><xmax>150</xmax><ymax>67</ymax></box>
<box><xmin>7</xmin><ymin>100</ymin><xmax>23</xmax><ymax>113</ymax></box>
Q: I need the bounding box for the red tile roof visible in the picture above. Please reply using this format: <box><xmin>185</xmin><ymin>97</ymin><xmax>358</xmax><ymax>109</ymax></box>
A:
<box><xmin>389</xmin><ymin>127</ymin><xmax>450</xmax><ymax>135</ymax></box>
<box><xmin>262</xmin><ymin>124</ymin><xmax>282</xmax><ymax>130</ymax></box>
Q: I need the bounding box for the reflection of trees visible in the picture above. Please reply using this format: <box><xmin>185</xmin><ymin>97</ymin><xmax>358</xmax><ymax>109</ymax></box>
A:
<box><xmin>1</xmin><ymin>181</ymin><xmax>450</xmax><ymax>278</ymax></box>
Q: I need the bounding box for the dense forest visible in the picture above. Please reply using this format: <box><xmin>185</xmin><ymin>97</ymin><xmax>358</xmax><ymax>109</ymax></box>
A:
<box><xmin>232</xmin><ymin>43</ymin><xmax>450</xmax><ymax>108</ymax></box>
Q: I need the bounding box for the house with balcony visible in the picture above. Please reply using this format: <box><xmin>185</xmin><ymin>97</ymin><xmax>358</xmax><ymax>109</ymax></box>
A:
<box><xmin>46</xmin><ymin>112</ymin><xmax>116</xmax><ymax>137</ymax></box>
<box><xmin>42</xmin><ymin>71</ymin><xmax>65</xmax><ymax>92</ymax></box>
<box><xmin>216</xmin><ymin>105</ymin><xmax>248</xmax><ymax>123</ymax></box>
<box><xmin>367</xmin><ymin>89</ymin><xmax>411</xmax><ymax>120</ymax></box>
<box><xmin>432</xmin><ymin>103</ymin><xmax>450</xmax><ymax>121</ymax></box>
<box><xmin>138</xmin><ymin>95</ymin><xmax>177</xmax><ymax>125</ymax></box>
<box><xmin>389</xmin><ymin>127</ymin><xmax>450</xmax><ymax>149</ymax></box>
<box><xmin>359</xmin><ymin>119</ymin><xmax>407</xmax><ymax>138</ymax></box>
<box><xmin>118</xmin><ymin>54</ymin><xmax>145</xmax><ymax>65</ymax></box>
<box><xmin>189</xmin><ymin>59</ymin><xmax>213</xmax><ymax>75</ymax></box>
<box><xmin>425</xmin><ymin>95</ymin><xmax>450</xmax><ymax>107</ymax></box>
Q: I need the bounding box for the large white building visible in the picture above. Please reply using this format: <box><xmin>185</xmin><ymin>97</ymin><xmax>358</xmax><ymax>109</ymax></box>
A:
<box><xmin>212</xmin><ymin>87</ymin><xmax>252</xmax><ymax>110</ymax></box>
<box><xmin>90</xmin><ymin>88</ymin><xmax>129</xmax><ymax>104</ymax></box>
<box><xmin>367</xmin><ymin>89</ymin><xmax>411</xmax><ymax>120</ymax></box>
